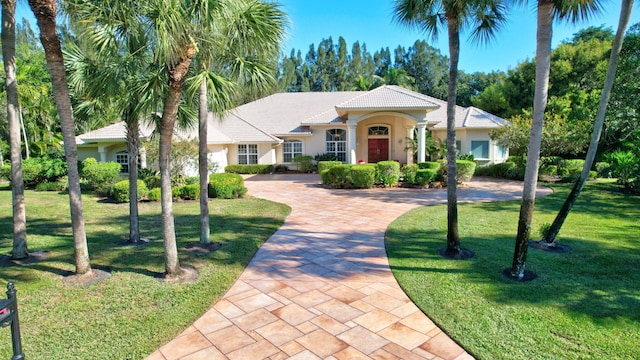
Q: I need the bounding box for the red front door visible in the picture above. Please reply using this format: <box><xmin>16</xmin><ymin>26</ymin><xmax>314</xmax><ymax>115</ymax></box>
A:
<box><xmin>368</xmin><ymin>138</ymin><xmax>389</xmax><ymax>163</ymax></box>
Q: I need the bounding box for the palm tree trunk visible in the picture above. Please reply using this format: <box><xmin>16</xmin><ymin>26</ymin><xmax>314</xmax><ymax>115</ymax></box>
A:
<box><xmin>542</xmin><ymin>0</ymin><xmax>633</xmax><ymax>244</ymax></box>
<box><xmin>511</xmin><ymin>0</ymin><xmax>553</xmax><ymax>278</ymax></box>
<box><xmin>19</xmin><ymin>107</ymin><xmax>29</xmax><ymax>159</ymax></box>
<box><xmin>3</xmin><ymin>0</ymin><xmax>28</xmax><ymax>260</ymax></box>
<box><xmin>160</xmin><ymin>45</ymin><xmax>196</xmax><ymax>277</ymax></box>
<box><xmin>199</xmin><ymin>76</ymin><xmax>210</xmax><ymax>244</ymax></box>
<box><xmin>445</xmin><ymin>14</ymin><xmax>461</xmax><ymax>255</ymax></box>
<box><xmin>126</xmin><ymin>115</ymin><xmax>140</xmax><ymax>243</ymax></box>
<box><xmin>28</xmin><ymin>0</ymin><xmax>91</xmax><ymax>275</ymax></box>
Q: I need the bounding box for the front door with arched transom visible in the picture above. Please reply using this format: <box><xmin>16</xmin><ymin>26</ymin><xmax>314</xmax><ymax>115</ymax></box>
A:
<box><xmin>367</xmin><ymin>126</ymin><xmax>389</xmax><ymax>163</ymax></box>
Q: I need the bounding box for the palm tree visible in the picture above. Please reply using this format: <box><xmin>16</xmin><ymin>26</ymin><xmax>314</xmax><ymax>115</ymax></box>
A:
<box><xmin>190</xmin><ymin>0</ymin><xmax>286</xmax><ymax>244</ymax></box>
<box><xmin>393</xmin><ymin>0</ymin><xmax>508</xmax><ymax>259</ymax></box>
<box><xmin>64</xmin><ymin>1</ymin><xmax>156</xmax><ymax>244</ymax></box>
<box><xmin>510</xmin><ymin>0</ymin><xmax>602</xmax><ymax>280</ymax></box>
<box><xmin>27</xmin><ymin>0</ymin><xmax>92</xmax><ymax>275</ymax></box>
<box><xmin>539</xmin><ymin>0</ymin><xmax>633</xmax><ymax>246</ymax></box>
<box><xmin>2</xmin><ymin>0</ymin><xmax>28</xmax><ymax>259</ymax></box>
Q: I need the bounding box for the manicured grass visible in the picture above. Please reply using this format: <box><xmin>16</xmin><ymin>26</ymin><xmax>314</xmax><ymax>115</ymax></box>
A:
<box><xmin>0</xmin><ymin>188</ymin><xmax>289</xmax><ymax>359</ymax></box>
<box><xmin>386</xmin><ymin>180</ymin><xmax>640</xmax><ymax>359</ymax></box>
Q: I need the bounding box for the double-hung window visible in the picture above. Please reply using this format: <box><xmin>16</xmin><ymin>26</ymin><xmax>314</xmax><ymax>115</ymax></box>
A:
<box><xmin>116</xmin><ymin>151</ymin><xmax>129</xmax><ymax>173</ymax></box>
<box><xmin>326</xmin><ymin>129</ymin><xmax>347</xmax><ymax>162</ymax></box>
<box><xmin>238</xmin><ymin>144</ymin><xmax>258</xmax><ymax>164</ymax></box>
<box><xmin>283</xmin><ymin>140</ymin><xmax>303</xmax><ymax>163</ymax></box>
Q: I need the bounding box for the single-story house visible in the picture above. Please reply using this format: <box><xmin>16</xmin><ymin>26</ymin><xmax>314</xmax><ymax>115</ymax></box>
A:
<box><xmin>75</xmin><ymin>85</ymin><xmax>508</xmax><ymax>174</ymax></box>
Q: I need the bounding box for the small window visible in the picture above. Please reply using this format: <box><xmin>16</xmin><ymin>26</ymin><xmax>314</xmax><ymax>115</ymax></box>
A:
<box><xmin>116</xmin><ymin>151</ymin><xmax>129</xmax><ymax>173</ymax></box>
<box><xmin>497</xmin><ymin>145</ymin><xmax>507</xmax><ymax>159</ymax></box>
<box><xmin>368</xmin><ymin>126</ymin><xmax>389</xmax><ymax>136</ymax></box>
<box><xmin>326</xmin><ymin>129</ymin><xmax>347</xmax><ymax>162</ymax></box>
<box><xmin>283</xmin><ymin>140</ymin><xmax>303</xmax><ymax>163</ymax></box>
<box><xmin>471</xmin><ymin>141</ymin><xmax>489</xmax><ymax>159</ymax></box>
<box><xmin>238</xmin><ymin>144</ymin><xmax>258</xmax><ymax>164</ymax></box>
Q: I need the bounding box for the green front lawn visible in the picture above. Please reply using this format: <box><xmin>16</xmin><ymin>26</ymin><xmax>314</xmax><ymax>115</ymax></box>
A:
<box><xmin>386</xmin><ymin>180</ymin><xmax>640</xmax><ymax>359</ymax></box>
<box><xmin>0</xmin><ymin>188</ymin><xmax>290</xmax><ymax>359</ymax></box>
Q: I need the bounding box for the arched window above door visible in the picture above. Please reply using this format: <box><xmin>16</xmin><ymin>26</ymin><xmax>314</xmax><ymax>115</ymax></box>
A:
<box><xmin>368</xmin><ymin>126</ymin><xmax>389</xmax><ymax>136</ymax></box>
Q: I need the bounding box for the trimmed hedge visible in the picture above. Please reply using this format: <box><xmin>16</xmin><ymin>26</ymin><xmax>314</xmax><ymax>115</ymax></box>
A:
<box><xmin>224</xmin><ymin>164</ymin><xmax>273</xmax><ymax>174</ymax></box>
<box><xmin>456</xmin><ymin>160</ymin><xmax>476</xmax><ymax>183</ymax></box>
<box><xmin>144</xmin><ymin>175</ymin><xmax>161</xmax><ymax>190</ymax></box>
<box><xmin>293</xmin><ymin>155</ymin><xmax>314</xmax><ymax>173</ymax></box>
<box><xmin>401</xmin><ymin>164</ymin><xmax>419</xmax><ymax>183</ymax></box>
<box><xmin>209</xmin><ymin>173</ymin><xmax>247</xmax><ymax>199</ymax></box>
<box><xmin>34</xmin><ymin>176</ymin><xmax>68</xmax><ymax>192</ymax></box>
<box><xmin>376</xmin><ymin>161</ymin><xmax>400</xmax><ymax>187</ymax></box>
<box><xmin>317</xmin><ymin>161</ymin><xmax>342</xmax><ymax>173</ymax></box>
<box><xmin>417</xmin><ymin>162</ymin><xmax>441</xmax><ymax>171</ymax></box>
<box><xmin>415</xmin><ymin>169</ymin><xmax>438</xmax><ymax>186</ymax></box>
<box><xmin>112</xmin><ymin>180</ymin><xmax>149</xmax><ymax>203</ymax></box>
<box><xmin>176</xmin><ymin>184</ymin><xmax>200</xmax><ymax>200</ymax></box>
<box><xmin>350</xmin><ymin>165</ymin><xmax>376</xmax><ymax>189</ymax></box>
<box><xmin>325</xmin><ymin>164</ymin><xmax>352</xmax><ymax>187</ymax></box>
<box><xmin>148</xmin><ymin>188</ymin><xmax>161</xmax><ymax>201</ymax></box>
<box><xmin>82</xmin><ymin>160</ymin><xmax>122</xmax><ymax>195</ymax></box>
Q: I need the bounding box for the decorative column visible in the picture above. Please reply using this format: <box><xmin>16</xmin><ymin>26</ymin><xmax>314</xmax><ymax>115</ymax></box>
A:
<box><xmin>98</xmin><ymin>145</ymin><xmax>107</xmax><ymax>163</ymax></box>
<box><xmin>417</xmin><ymin>123</ymin><xmax>426</xmax><ymax>163</ymax></box>
<box><xmin>139</xmin><ymin>147</ymin><xmax>147</xmax><ymax>168</ymax></box>
<box><xmin>348</xmin><ymin>123</ymin><xmax>357</xmax><ymax>164</ymax></box>
<box><xmin>406</xmin><ymin>127</ymin><xmax>415</xmax><ymax>164</ymax></box>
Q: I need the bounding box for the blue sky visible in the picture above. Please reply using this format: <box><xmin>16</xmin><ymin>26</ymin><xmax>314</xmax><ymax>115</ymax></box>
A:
<box><xmin>15</xmin><ymin>1</ymin><xmax>640</xmax><ymax>73</ymax></box>
<box><xmin>278</xmin><ymin>0</ymin><xmax>640</xmax><ymax>73</ymax></box>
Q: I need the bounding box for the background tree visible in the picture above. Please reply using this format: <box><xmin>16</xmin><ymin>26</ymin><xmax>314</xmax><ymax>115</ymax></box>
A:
<box><xmin>510</xmin><ymin>0</ymin><xmax>602</xmax><ymax>280</ymax></box>
<box><xmin>2</xmin><ymin>0</ymin><xmax>28</xmax><ymax>259</ymax></box>
<box><xmin>540</xmin><ymin>0</ymin><xmax>633</xmax><ymax>245</ymax></box>
<box><xmin>393</xmin><ymin>0</ymin><xmax>508</xmax><ymax>259</ymax></box>
<box><xmin>27</xmin><ymin>0</ymin><xmax>92</xmax><ymax>275</ymax></box>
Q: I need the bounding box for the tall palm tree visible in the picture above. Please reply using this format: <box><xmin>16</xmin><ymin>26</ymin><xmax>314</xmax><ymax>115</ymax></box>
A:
<box><xmin>510</xmin><ymin>0</ymin><xmax>602</xmax><ymax>279</ymax></box>
<box><xmin>27</xmin><ymin>0</ymin><xmax>92</xmax><ymax>275</ymax></box>
<box><xmin>539</xmin><ymin>0</ymin><xmax>633</xmax><ymax>246</ymax></box>
<box><xmin>190</xmin><ymin>0</ymin><xmax>286</xmax><ymax>244</ymax></box>
<box><xmin>64</xmin><ymin>0</ymin><xmax>156</xmax><ymax>244</ymax></box>
<box><xmin>393</xmin><ymin>0</ymin><xmax>508</xmax><ymax>259</ymax></box>
<box><xmin>2</xmin><ymin>0</ymin><xmax>28</xmax><ymax>259</ymax></box>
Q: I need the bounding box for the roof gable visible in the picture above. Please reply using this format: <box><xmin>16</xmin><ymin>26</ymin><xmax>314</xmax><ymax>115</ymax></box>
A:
<box><xmin>334</xmin><ymin>85</ymin><xmax>440</xmax><ymax>117</ymax></box>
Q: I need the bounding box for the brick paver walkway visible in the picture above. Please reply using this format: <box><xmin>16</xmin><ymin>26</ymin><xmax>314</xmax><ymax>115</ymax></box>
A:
<box><xmin>147</xmin><ymin>175</ymin><xmax>551</xmax><ymax>360</ymax></box>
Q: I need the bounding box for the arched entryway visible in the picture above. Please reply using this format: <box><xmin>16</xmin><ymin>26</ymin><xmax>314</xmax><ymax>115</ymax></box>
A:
<box><xmin>367</xmin><ymin>125</ymin><xmax>389</xmax><ymax>163</ymax></box>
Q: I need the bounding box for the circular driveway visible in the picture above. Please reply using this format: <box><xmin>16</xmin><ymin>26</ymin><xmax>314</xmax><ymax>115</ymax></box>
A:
<box><xmin>148</xmin><ymin>175</ymin><xmax>551</xmax><ymax>360</ymax></box>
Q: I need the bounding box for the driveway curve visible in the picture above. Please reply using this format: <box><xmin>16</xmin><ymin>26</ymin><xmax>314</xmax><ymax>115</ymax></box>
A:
<box><xmin>148</xmin><ymin>175</ymin><xmax>552</xmax><ymax>360</ymax></box>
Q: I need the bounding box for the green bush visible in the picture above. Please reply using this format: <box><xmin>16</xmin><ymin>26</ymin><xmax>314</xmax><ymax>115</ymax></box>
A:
<box><xmin>595</xmin><ymin>162</ymin><xmax>611</xmax><ymax>178</ymax></box>
<box><xmin>209</xmin><ymin>173</ymin><xmax>247</xmax><ymax>199</ymax></box>
<box><xmin>475</xmin><ymin>161</ymin><xmax>516</xmax><ymax>178</ymax></box>
<box><xmin>171</xmin><ymin>174</ymin><xmax>188</xmax><ymax>187</ymax></box>
<box><xmin>34</xmin><ymin>176</ymin><xmax>68</xmax><ymax>192</ymax></box>
<box><xmin>293</xmin><ymin>155</ymin><xmax>314</xmax><ymax>173</ymax></box>
<box><xmin>138</xmin><ymin>168</ymin><xmax>158</xmax><ymax>179</ymax></box>
<box><xmin>185</xmin><ymin>176</ymin><xmax>199</xmax><ymax>185</ymax></box>
<box><xmin>350</xmin><ymin>165</ymin><xmax>376</xmax><ymax>189</ymax></box>
<box><xmin>274</xmin><ymin>164</ymin><xmax>289</xmax><ymax>173</ymax></box>
<box><xmin>506</xmin><ymin>164</ymin><xmax>526</xmax><ymax>180</ymax></box>
<box><xmin>376</xmin><ymin>161</ymin><xmax>400</xmax><ymax>187</ymax></box>
<box><xmin>317</xmin><ymin>161</ymin><xmax>342</xmax><ymax>173</ymax></box>
<box><xmin>112</xmin><ymin>179</ymin><xmax>149</xmax><ymax>203</ymax></box>
<box><xmin>320</xmin><ymin>169</ymin><xmax>331</xmax><ymax>185</ymax></box>
<box><xmin>401</xmin><ymin>164</ymin><xmax>419</xmax><ymax>183</ymax></box>
<box><xmin>148</xmin><ymin>188</ymin><xmax>161</xmax><ymax>201</ymax></box>
<box><xmin>0</xmin><ymin>164</ymin><xmax>10</xmax><ymax>181</ymax></box>
<box><xmin>3</xmin><ymin>156</ymin><xmax>68</xmax><ymax>188</ymax></box>
<box><xmin>178</xmin><ymin>184</ymin><xmax>200</xmax><ymax>200</ymax></box>
<box><xmin>539</xmin><ymin>165</ymin><xmax>558</xmax><ymax>176</ymax></box>
<box><xmin>458</xmin><ymin>153</ymin><xmax>475</xmax><ymax>161</ymax></box>
<box><xmin>324</xmin><ymin>164</ymin><xmax>352</xmax><ymax>187</ymax></box>
<box><xmin>456</xmin><ymin>160</ymin><xmax>476</xmax><ymax>183</ymax></box>
<box><xmin>417</xmin><ymin>162</ymin><xmax>440</xmax><ymax>170</ymax></box>
<box><xmin>224</xmin><ymin>164</ymin><xmax>273</xmax><ymax>174</ymax></box>
<box><xmin>144</xmin><ymin>175</ymin><xmax>161</xmax><ymax>190</ymax></box>
<box><xmin>82</xmin><ymin>161</ymin><xmax>122</xmax><ymax>195</ymax></box>
<box><xmin>314</xmin><ymin>153</ymin><xmax>338</xmax><ymax>161</ymax></box>
<box><xmin>415</xmin><ymin>169</ymin><xmax>437</xmax><ymax>186</ymax></box>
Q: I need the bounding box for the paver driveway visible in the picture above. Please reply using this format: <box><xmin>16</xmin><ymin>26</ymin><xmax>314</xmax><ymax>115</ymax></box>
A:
<box><xmin>148</xmin><ymin>175</ymin><xmax>552</xmax><ymax>360</ymax></box>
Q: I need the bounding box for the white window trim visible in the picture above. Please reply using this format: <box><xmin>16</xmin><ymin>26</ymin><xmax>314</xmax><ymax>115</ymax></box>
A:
<box><xmin>326</xmin><ymin>129</ymin><xmax>347</xmax><ymax>162</ymax></box>
<box><xmin>470</xmin><ymin>140</ymin><xmax>490</xmax><ymax>160</ymax></box>
<box><xmin>283</xmin><ymin>140</ymin><xmax>304</xmax><ymax>163</ymax></box>
<box><xmin>238</xmin><ymin>144</ymin><xmax>259</xmax><ymax>164</ymax></box>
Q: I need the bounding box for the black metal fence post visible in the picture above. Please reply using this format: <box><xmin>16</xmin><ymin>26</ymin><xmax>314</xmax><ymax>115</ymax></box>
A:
<box><xmin>0</xmin><ymin>282</ymin><xmax>25</xmax><ymax>360</ymax></box>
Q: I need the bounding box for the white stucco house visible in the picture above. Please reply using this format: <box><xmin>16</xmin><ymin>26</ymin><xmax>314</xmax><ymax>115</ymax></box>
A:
<box><xmin>75</xmin><ymin>85</ymin><xmax>508</xmax><ymax>174</ymax></box>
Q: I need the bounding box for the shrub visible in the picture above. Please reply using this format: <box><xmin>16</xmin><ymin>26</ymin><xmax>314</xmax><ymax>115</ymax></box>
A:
<box><xmin>148</xmin><ymin>188</ymin><xmax>161</xmax><ymax>201</ymax></box>
<box><xmin>314</xmin><ymin>153</ymin><xmax>338</xmax><ymax>161</ymax></box>
<box><xmin>144</xmin><ymin>175</ymin><xmax>161</xmax><ymax>190</ymax></box>
<box><xmin>456</xmin><ymin>160</ymin><xmax>476</xmax><ymax>183</ymax></box>
<box><xmin>325</xmin><ymin>164</ymin><xmax>352</xmax><ymax>187</ymax></box>
<box><xmin>138</xmin><ymin>168</ymin><xmax>158</xmax><ymax>179</ymax></box>
<box><xmin>224</xmin><ymin>164</ymin><xmax>273</xmax><ymax>174</ymax></box>
<box><xmin>185</xmin><ymin>176</ymin><xmax>199</xmax><ymax>185</ymax></box>
<box><xmin>350</xmin><ymin>165</ymin><xmax>376</xmax><ymax>189</ymax></box>
<box><xmin>209</xmin><ymin>173</ymin><xmax>247</xmax><ymax>199</ymax></box>
<box><xmin>171</xmin><ymin>174</ymin><xmax>188</xmax><ymax>187</ymax></box>
<box><xmin>320</xmin><ymin>169</ymin><xmax>331</xmax><ymax>185</ymax></box>
<box><xmin>415</xmin><ymin>169</ymin><xmax>438</xmax><ymax>186</ymax></box>
<box><xmin>0</xmin><ymin>164</ymin><xmax>10</xmax><ymax>181</ymax></box>
<box><xmin>475</xmin><ymin>161</ymin><xmax>516</xmax><ymax>178</ymax></box>
<box><xmin>112</xmin><ymin>180</ymin><xmax>149</xmax><ymax>203</ymax></box>
<box><xmin>34</xmin><ymin>176</ymin><xmax>68</xmax><ymax>192</ymax></box>
<box><xmin>293</xmin><ymin>155</ymin><xmax>314</xmax><ymax>173</ymax></box>
<box><xmin>595</xmin><ymin>162</ymin><xmax>611</xmax><ymax>178</ymax></box>
<box><xmin>375</xmin><ymin>161</ymin><xmax>400</xmax><ymax>187</ymax></box>
<box><xmin>417</xmin><ymin>162</ymin><xmax>440</xmax><ymax>170</ymax></box>
<box><xmin>539</xmin><ymin>165</ymin><xmax>558</xmax><ymax>177</ymax></box>
<box><xmin>506</xmin><ymin>164</ymin><xmax>526</xmax><ymax>180</ymax></box>
<box><xmin>401</xmin><ymin>164</ymin><xmax>419</xmax><ymax>183</ymax></box>
<box><xmin>317</xmin><ymin>161</ymin><xmax>342</xmax><ymax>173</ymax></box>
<box><xmin>178</xmin><ymin>184</ymin><xmax>200</xmax><ymax>200</ymax></box>
<box><xmin>82</xmin><ymin>161</ymin><xmax>122</xmax><ymax>195</ymax></box>
<box><xmin>458</xmin><ymin>153</ymin><xmax>475</xmax><ymax>161</ymax></box>
<box><xmin>274</xmin><ymin>164</ymin><xmax>289</xmax><ymax>173</ymax></box>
